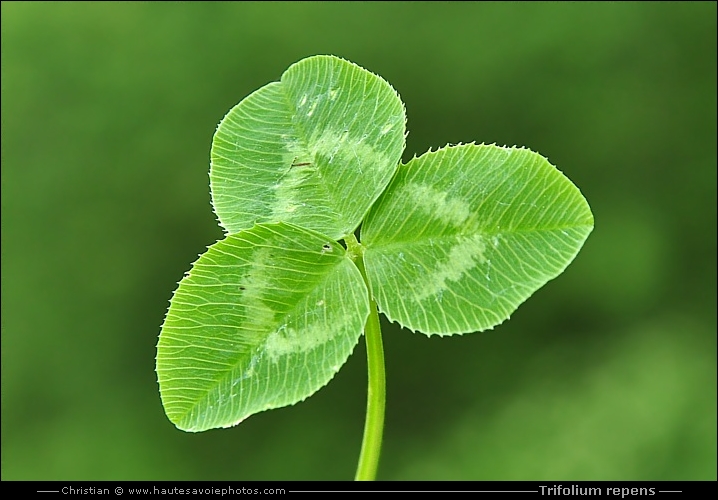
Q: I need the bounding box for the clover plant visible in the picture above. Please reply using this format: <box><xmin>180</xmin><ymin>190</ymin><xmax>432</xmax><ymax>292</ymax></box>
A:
<box><xmin>156</xmin><ymin>55</ymin><xmax>594</xmax><ymax>480</ymax></box>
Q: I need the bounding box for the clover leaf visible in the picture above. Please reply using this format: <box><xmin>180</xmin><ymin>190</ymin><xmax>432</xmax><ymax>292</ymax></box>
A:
<box><xmin>156</xmin><ymin>55</ymin><xmax>593</xmax><ymax>480</ymax></box>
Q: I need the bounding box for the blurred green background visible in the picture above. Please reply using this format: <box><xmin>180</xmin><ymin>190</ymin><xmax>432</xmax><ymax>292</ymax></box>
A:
<box><xmin>2</xmin><ymin>1</ymin><xmax>716</xmax><ymax>481</ymax></box>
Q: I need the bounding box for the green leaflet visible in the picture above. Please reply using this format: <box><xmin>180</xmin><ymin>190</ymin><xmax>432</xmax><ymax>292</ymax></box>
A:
<box><xmin>361</xmin><ymin>144</ymin><xmax>594</xmax><ymax>335</ymax></box>
<box><xmin>210</xmin><ymin>55</ymin><xmax>406</xmax><ymax>240</ymax></box>
<box><xmin>156</xmin><ymin>222</ymin><xmax>369</xmax><ymax>432</ymax></box>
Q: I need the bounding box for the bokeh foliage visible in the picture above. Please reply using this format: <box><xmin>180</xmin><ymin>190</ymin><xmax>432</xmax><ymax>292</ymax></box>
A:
<box><xmin>2</xmin><ymin>1</ymin><xmax>715</xmax><ymax>480</ymax></box>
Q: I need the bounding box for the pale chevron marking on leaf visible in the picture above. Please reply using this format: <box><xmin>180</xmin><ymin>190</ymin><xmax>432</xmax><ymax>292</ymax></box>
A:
<box><xmin>269</xmin><ymin>126</ymin><xmax>391</xmax><ymax>221</ymax></box>
<box><xmin>270</xmin><ymin>160</ymin><xmax>318</xmax><ymax>217</ymax></box>
<box><xmin>309</xmin><ymin>127</ymin><xmax>390</xmax><ymax>180</ymax></box>
<box><xmin>414</xmin><ymin>234</ymin><xmax>487</xmax><ymax>302</ymax></box>
<box><xmin>265</xmin><ymin>306</ymin><xmax>357</xmax><ymax>362</ymax></box>
<box><xmin>238</xmin><ymin>245</ymin><xmax>277</xmax><ymax>334</ymax></box>
<box><xmin>397</xmin><ymin>182</ymin><xmax>472</xmax><ymax>228</ymax></box>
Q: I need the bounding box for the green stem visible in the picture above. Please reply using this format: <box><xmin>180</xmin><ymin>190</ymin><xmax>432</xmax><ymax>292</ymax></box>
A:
<box><xmin>346</xmin><ymin>234</ymin><xmax>386</xmax><ymax>481</ymax></box>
